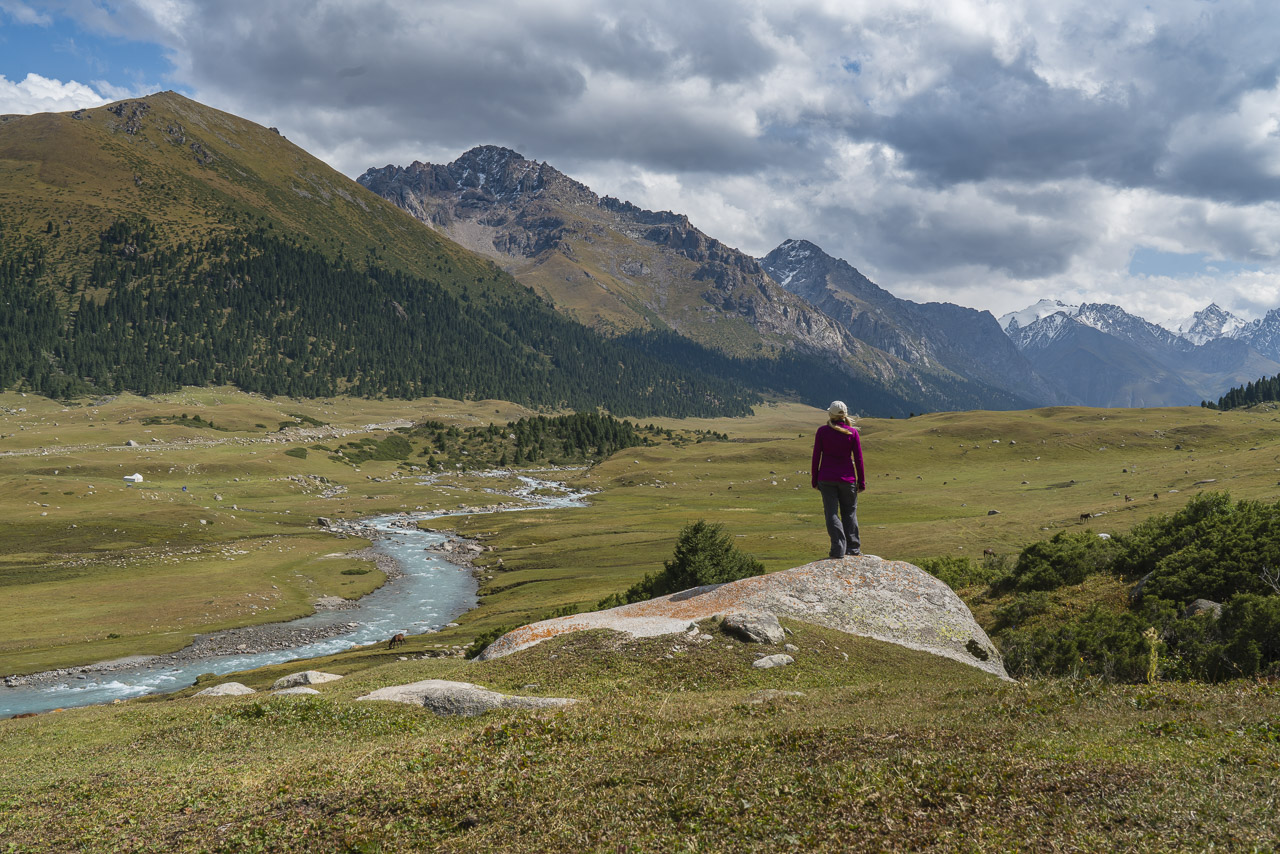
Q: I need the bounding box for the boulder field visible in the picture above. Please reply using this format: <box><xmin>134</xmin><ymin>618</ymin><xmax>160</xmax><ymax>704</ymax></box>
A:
<box><xmin>479</xmin><ymin>555</ymin><xmax>1009</xmax><ymax>680</ymax></box>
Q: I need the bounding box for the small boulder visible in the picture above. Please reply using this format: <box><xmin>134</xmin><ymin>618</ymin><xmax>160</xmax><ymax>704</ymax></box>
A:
<box><xmin>273</xmin><ymin>686</ymin><xmax>321</xmax><ymax>696</ymax></box>
<box><xmin>752</xmin><ymin>654</ymin><xmax>794</xmax><ymax>670</ymax></box>
<box><xmin>271</xmin><ymin>670</ymin><xmax>343</xmax><ymax>690</ymax></box>
<box><xmin>722</xmin><ymin>612</ymin><xmax>784</xmax><ymax>645</ymax></box>
<box><xmin>124</xmin><ymin>439</ymin><xmax>140</xmax><ymax>447</ymax></box>
<box><xmin>357</xmin><ymin>679</ymin><xmax>577</xmax><ymax>717</ymax></box>
<box><xmin>194</xmin><ymin>682</ymin><xmax>255</xmax><ymax>697</ymax></box>
<box><xmin>1184</xmin><ymin>599</ymin><xmax>1222</xmax><ymax>619</ymax></box>
<box><xmin>987</xmin><ymin>509</ymin><xmax>1000</xmax><ymax>516</ymax></box>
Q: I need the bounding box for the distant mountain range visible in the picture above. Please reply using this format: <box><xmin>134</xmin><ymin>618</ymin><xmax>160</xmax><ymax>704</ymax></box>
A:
<box><xmin>362</xmin><ymin>145</ymin><xmax>1280</xmax><ymax>413</ymax></box>
<box><xmin>360</xmin><ymin>147</ymin><xmax>1065</xmax><ymax>414</ymax></box>
<box><xmin>2</xmin><ymin>92</ymin><xmax>1272</xmax><ymax>416</ymax></box>
<box><xmin>998</xmin><ymin>301</ymin><xmax>1280</xmax><ymax>407</ymax></box>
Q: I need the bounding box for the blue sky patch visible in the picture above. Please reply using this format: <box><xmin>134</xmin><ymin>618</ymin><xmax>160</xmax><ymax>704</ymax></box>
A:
<box><xmin>0</xmin><ymin>12</ymin><xmax>173</xmax><ymax>95</ymax></box>
<box><xmin>1128</xmin><ymin>246</ymin><xmax>1260</xmax><ymax>278</ymax></box>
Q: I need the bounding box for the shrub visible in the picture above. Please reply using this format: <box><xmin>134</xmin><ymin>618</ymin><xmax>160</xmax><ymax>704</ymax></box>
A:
<box><xmin>465</xmin><ymin>625</ymin><xmax>513</xmax><ymax>660</ymax></box>
<box><xmin>918</xmin><ymin>554</ymin><xmax>1010</xmax><ymax>590</ymax></box>
<box><xmin>999</xmin><ymin>605</ymin><xmax>1152</xmax><ymax>681</ymax></box>
<box><xmin>1118</xmin><ymin>493</ymin><xmax>1280</xmax><ymax>604</ymax></box>
<box><xmin>992</xmin><ymin>591</ymin><xmax>1053</xmax><ymax>629</ymax></box>
<box><xmin>1009</xmin><ymin>531</ymin><xmax>1119</xmax><ymax>591</ymax></box>
<box><xmin>283</xmin><ymin>447</ymin><xmax>308</xmax><ymax>460</ymax></box>
<box><xmin>598</xmin><ymin>520</ymin><xmax>764</xmax><ymax>609</ymax></box>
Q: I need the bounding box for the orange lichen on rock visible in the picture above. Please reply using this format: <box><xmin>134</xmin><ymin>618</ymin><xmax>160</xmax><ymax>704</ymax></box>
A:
<box><xmin>477</xmin><ymin>555</ymin><xmax>1010</xmax><ymax>680</ymax></box>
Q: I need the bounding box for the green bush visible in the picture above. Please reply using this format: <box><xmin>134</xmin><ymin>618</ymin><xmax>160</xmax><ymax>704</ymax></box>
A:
<box><xmin>999</xmin><ymin>605</ymin><xmax>1154</xmax><ymax>681</ymax></box>
<box><xmin>918</xmin><ymin>554</ymin><xmax>1010</xmax><ymax>590</ymax></box>
<box><xmin>283</xmin><ymin>447</ymin><xmax>308</xmax><ymax>460</ymax></box>
<box><xmin>992</xmin><ymin>591</ymin><xmax>1053</xmax><ymax>629</ymax></box>
<box><xmin>598</xmin><ymin>520</ymin><xmax>764</xmax><ymax>609</ymax></box>
<box><xmin>1009</xmin><ymin>530</ymin><xmax>1119</xmax><ymax>591</ymax></box>
<box><xmin>465</xmin><ymin>625</ymin><xmax>513</xmax><ymax>660</ymax></box>
<box><xmin>1117</xmin><ymin>493</ymin><xmax>1280</xmax><ymax>603</ymax></box>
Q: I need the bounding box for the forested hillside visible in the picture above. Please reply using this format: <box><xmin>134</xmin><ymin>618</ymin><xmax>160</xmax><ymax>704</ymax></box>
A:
<box><xmin>1210</xmin><ymin>372</ymin><xmax>1280</xmax><ymax>410</ymax></box>
<box><xmin>0</xmin><ymin>217</ymin><xmax>759</xmax><ymax>415</ymax></box>
<box><xmin>0</xmin><ymin>94</ymin><xmax>793</xmax><ymax>416</ymax></box>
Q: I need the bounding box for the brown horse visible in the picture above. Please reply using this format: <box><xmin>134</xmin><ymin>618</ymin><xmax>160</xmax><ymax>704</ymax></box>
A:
<box><xmin>387</xmin><ymin>632</ymin><xmax>406</xmax><ymax>650</ymax></box>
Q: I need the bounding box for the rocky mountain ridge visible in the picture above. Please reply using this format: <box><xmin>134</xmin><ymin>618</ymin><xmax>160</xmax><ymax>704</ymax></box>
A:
<box><xmin>361</xmin><ymin>148</ymin><xmax>1064</xmax><ymax>414</ymax></box>
<box><xmin>762</xmin><ymin>239</ymin><xmax>1065</xmax><ymax>409</ymax></box>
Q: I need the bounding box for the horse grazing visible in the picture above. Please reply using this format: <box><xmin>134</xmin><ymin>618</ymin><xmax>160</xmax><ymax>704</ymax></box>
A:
<box><xmin>983</xmin><ymin>548</ymin><xmax>996</xmax><ymax>557</ymax></box>
<box><xmin>387</xmin><ymin>632</ymin><xmax>406</xmax><ymax>650</ymax></box>
<box><xmin>1079</xmin><ymin>512</ymin><xmax>1092</xmax><ymax>522</ymax></box>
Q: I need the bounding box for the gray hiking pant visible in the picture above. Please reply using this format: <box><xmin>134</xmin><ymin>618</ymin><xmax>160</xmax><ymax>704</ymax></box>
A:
<box><xmin>818</xmin><ymin>480</ymin><xmax>860</xmax><ymax>558</ymax></box>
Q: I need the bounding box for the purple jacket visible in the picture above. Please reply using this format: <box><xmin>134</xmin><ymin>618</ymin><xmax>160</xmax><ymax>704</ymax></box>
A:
<box><xmin>811</xmin><ymin>423</ymin><xmax>865</xmax><ymax>488</ymax></box>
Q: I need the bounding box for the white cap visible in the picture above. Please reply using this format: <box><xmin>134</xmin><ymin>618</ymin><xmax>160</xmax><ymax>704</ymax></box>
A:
<box><xmin>828</xmin><ymin>400</ymin><xmax>848</xmax><ymax>417</ymax></box>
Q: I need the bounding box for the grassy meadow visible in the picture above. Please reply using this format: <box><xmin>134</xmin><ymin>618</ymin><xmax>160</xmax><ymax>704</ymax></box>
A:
<box><xmin>3</xmin><ymin>389</ymin><xmax>1280</xmax><ymax>851</ymax></box>
<box><xmin>5</xmin><ymin>388</ymin><xmax>1280</xmax><ymax>675</ymax></box>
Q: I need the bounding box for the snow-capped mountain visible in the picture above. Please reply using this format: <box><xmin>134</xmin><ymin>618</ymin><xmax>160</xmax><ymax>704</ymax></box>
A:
<box><xmin>999</xmin><ymin>300</ymin><xmax>1079</xmax><ymax>332</ymax></box>
<box><xmin>1003</xmin><ymin>302</ymin><xmax>1184</xmax><ymax>354</ymax></box>
<box><xmin>1169</xmin><ymin>303</ymin><xmax>1248</xmax><ymax>345</ymax></box>
<box><xmin>1001</xmin><ymin>299</ymin><xmax>1280</xmax><ymax>407</ymax></box>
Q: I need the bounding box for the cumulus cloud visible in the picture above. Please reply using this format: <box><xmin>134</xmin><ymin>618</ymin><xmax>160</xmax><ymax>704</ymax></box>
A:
<box><xmin>17</xmin><ymin>0</ymin><xmax>1280</xmax><ymax>319</ymax></box>
<box><xmin>0</xmin><ymin>72</ymin><xmax>107</xmax><ymax>114</ymax></box>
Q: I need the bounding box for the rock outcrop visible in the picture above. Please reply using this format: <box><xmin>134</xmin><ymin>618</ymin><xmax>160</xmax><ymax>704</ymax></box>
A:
<box><xmin>194</xmin><ymin>682</ymin><xmax>255</xmax><ymax>697</ymax></box>
<box><xmin>722</xmin><ymin>612</ymin><xmax>785</xmax><ymax>645</ymax></box>
<box><xmin>271</xmin><ymin>670</ymin><xmax>343</xmax><ymax>690</ymax></box>
<box><xmin>479</xmin><ymin>556</ymin><xmax>1009</xmax><ymax>680</ymax></box>
<box><xmin>356</xmin><ymin>679</ymin><xmax>578</xmax><ymax>717</ymax></box>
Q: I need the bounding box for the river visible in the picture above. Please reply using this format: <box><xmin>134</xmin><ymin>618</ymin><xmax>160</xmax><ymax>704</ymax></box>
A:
<box><xmin>1</xmin><ymin>474</ymin><xmax>591</xmax><ymax>717</ymax></box>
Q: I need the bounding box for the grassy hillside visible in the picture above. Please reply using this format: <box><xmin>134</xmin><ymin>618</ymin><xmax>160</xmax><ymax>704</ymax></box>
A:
<box><xmin>0</xmin><ymin>93</ymin><xmax>485</xmax><ymax>285</ymax></box>
<box><xmin>0</xmin><ymin>96</ymin><xmax>760</xmax><ymax>414</ymax></box>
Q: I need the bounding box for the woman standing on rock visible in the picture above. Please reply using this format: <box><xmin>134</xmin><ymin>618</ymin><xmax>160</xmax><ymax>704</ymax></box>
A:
<box><xmin>811</xmin><ymin>401</ymin><xmax>866</xmax><ymax>559</ymax></box>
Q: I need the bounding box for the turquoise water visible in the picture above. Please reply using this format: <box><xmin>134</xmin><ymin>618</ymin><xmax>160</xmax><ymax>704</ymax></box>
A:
<box><xmin>1</xmin><ymin>475</ymin><xmax>590</xmax><ymax>717</ymax></box>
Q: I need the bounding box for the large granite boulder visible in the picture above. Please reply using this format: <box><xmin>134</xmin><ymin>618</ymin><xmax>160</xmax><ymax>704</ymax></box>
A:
<box><xmin>194</xmin><ymin>682</ymin><xmax>255</xmax><ymax>697</ymax></box>
<box><xmin>478</xmin><ymin>555</ymin><xmax>1009</xmax><ymax>679</ymax></box>
<box><xmin>356</xmin><ymin>679</ymin><xmax>578</xmax><ymax>717</ymax></box>
<box><xmin>271</xmin><ymin>670</ymin><xmax>343</xmax><ymax>690</ymax></box>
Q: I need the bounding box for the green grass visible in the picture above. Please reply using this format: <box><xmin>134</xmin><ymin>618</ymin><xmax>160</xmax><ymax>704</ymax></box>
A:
<box><xmin>5</xmin><ymin>390</ymin><xmax>1280</xmax><ymax>849</ymax></box>
<box><xmin>1</xmin><ymin>623</ymin><xmax>1277</xmax><ymax>851</ymax></box>
<box><xmin>7</xmin><ymin>390</ymin><xmax>1280</xmax><ymax>674</ymax></box>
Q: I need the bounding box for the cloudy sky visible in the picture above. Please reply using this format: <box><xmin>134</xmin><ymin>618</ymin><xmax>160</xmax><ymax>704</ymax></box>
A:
<box><xmin>3</xmin><ymin>0</ymin><xmax>1280</xmax><ymax>326</ymax></box>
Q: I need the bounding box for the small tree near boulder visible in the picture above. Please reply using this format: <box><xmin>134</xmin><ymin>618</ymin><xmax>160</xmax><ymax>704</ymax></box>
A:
<box><xmin>598</xmin><ymin>520</ymin><xmax>764</xmax><ymax>609</ymax></box>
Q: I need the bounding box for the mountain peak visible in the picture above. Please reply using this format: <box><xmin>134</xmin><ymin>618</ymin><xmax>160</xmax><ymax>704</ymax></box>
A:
<box><xmin>998</xmin><ymin>299</ymin><xmax>1079</xmax><ymax>331</ymax></box>
<box><xmin>1171</xmin><ymin>303</ymin><xmax>1247</xmax><ymax>345</ymax></box>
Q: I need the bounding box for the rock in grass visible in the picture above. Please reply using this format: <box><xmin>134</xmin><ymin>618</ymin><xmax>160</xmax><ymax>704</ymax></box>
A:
<box><xmin>1184</xmin><ymin>599</ymin><xmax>1222</xmax><ymax>619</ymax></box>
<box><xmin>194</xmin><ymin>682</ymin><xmax>255</xmax><ymax>697</ymax></box>
<box><xmin>273</xmin><ymin>686</ymin><xmax>321</xmax><ymax>696</ymax></box>
<box><xmin>271</xmin><ymin>670</ymin><xmax>343</xmax><ymax>690</ymax></box>
<box><xmin>479</xmin><ymin>556</ymin><xmax>1010</xmax><ymax>680</ymax></box>
<box><xmin>722</xmin><ymin>612</ymin><xmax>784</xmax><ymax>645</ymax></box>
<box><xmin>753</xmin><ymin>654</ymin><xmax>794</xmax><ymax>669</ymax></box>
<box><xmin>356</xmin><ymin>679</ymin><xmax>577</xmax><ymax>717</ymax></box>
